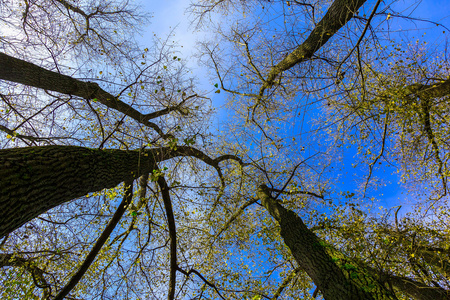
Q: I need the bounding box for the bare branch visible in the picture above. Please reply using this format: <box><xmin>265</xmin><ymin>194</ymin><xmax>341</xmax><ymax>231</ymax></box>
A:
<box><xmin>156</xmin><ymin>170</ymin><xmax>177</xmax><ymax>300</ymax></box>
<box><xmin>54</xmin><ymin>180</ymin><xmax>134</xmax><ymax>300</ymax></box>
<box><xmin>0</xmin><ymin>52</ymin><xmax>173</xmax><ymax>139</ymax></box>
<box><xmin>177</xmin><ymin>266</ymin><xmax>226</xmax><ymax>300</ymax></box>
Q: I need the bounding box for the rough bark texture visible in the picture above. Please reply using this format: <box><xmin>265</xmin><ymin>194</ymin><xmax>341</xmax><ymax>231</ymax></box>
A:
<box><xmin>0</xmin><ymin>145</ymin><xmax>222</xmax><ymax>238</ymax></box>
<box><xmin>257</xmin><ymin>184</ymin><xmax>395</xmax><ymax>300</ymax></box>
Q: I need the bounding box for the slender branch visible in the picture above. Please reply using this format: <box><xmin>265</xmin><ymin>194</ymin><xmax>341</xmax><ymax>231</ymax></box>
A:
<box><xmin>421</xmin><ymin>97</ymin><xmax>447</xmax><ymax>195</ymax></box>
<box><xmin>142</xmin><ymin>94</ymin><xmax>200</xmax><ymax>120</ymax></box>
<box><xmin>271</xmin><ymin>267</ymin><xmax>301</xmax><ymax>299</ymax></box>
<box><xmin>233</xmin><ymin>30</ymin><xmax>264</xmax><ymax>82</ymax></box>
<box><xmin>156</xmin><ymin>170</ymin><xmax>177</xmax><ymax>300</ymax></box>
<box><xmin>0</xmin><ymin>124</ymin><xmax>67</xmax><ymax>143</ymax></box>
<box><xmin>214</xmin><ymin>198</ymin><xmax>259</xmax><ymax>239</ymax></box>
<box><xmin>98</xmin><ymin>115</ymin><xmax>126</xmax><ymax>149</ymax></box>
<box><xmin>363</xmin><ymin>109</ymin><xmax>389</xmax><ymax>196</ymax></box>
<box><xmin>53</xmin><ymin>180</ymin><xmax>134</xmax><ymax>300</ymax></box>
<box><xmin>272</xmin><ymin>156</ymin><xmax>320</xmax><ymax>199</ymax></box>
<box><xmin>108</xmin><ymin>173</ymin><xmax>150</xmax><ymax>246</ymax></box>
<box><xmin>336</xmin><ymin>0</ymin><xmax>383</xmax><ymax>75</ymax></box>
<box><xmin>177</xmin><ymin>266</ymin><xmax>226</xmax><ymax>300</ymax></box>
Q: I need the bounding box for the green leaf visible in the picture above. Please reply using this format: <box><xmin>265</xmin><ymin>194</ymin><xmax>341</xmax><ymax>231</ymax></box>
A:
<box><xmin>214</xmin><ymin>83</ymin><xmax>219</xmax><ymax>88</ymax></box>
<box><xmin>184</xmin><ymin>137</ymin><xmax>195</xmax><ymax>145</ymax></box>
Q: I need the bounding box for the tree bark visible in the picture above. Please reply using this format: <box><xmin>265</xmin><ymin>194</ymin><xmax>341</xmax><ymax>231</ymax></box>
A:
<box><xmin>257</xmin><ymin>184</ymin><xmax>395</xmax><ymax>300</ymax></box>
<box><xmin>0</xmin><ymin>145</ymin><xmax>228</xmax><ymax>238</ymax></box>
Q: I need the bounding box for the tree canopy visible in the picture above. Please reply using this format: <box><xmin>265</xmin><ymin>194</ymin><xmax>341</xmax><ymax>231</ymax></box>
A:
<box><xmin>1</xmin><ymin>0</ymin><xmax>449</xmax><ymax>299</ymax></box>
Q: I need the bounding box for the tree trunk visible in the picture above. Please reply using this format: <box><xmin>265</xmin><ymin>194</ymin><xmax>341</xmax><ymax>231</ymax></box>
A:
<box><xmin>257</xmin><ymin>184</ymin><xmax>395</xmax><ymax>300</ymax></box>
<box><xmin>0</xmin><ymin>145</ymin><xmax>217</xmax><ymax>238</ymax></box>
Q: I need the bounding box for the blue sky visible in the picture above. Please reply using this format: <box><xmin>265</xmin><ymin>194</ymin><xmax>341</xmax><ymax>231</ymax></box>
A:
<box><xmin>139</xmin><ymin>0</ymin><xmax>450</xmax><ymax>211</ymax></box>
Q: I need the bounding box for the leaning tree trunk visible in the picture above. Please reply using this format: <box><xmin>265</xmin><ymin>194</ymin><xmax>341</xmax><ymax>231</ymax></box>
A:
<box><xmin>257</xmin><ymin>184</ymin><xmax>396</xmax><ymax>300</ymax></box>
<box><xmin>0</xmin><ymin>145</ymin><xmax>216</xmax><ymax>238</ymax></box>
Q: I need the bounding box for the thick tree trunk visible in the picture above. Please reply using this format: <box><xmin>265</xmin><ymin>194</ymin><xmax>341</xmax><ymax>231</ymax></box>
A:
<box><xmin>0</xmin><ymin>145</ymin><xmax>218</xmax><ymax>238</ymax></box>
<box><xmin>257</xmin><ymin>184</ymin><xmax>395</xmax><ymax>300</ymax></box>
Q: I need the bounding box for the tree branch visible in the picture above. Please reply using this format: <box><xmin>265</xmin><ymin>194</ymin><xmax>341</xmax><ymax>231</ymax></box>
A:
<box><xmin>271</xmin><ymin>267</ymin><xmax>301</xmax><ymax>299</ymax></box>
<box><xmin>54</xmin><ymin>180</ymin><xmax>134</xmax><ymax>300</ymax></box>
<box><xmin>0</xmin><ymin>253</ymin><xmax>51</xmax><ymax>298</ymax></box>
<box><xmin>260</xmin><ymin>0</ymin><xmax>367</xmax><ymax>95</ymax></box>
<box><xmin>0</xmin><ymin>52</ymin><xmax>177</xmax><ymax>139</ymax></box>
<box><xmin>177</xmin><ymin>266</ymin><xmax>226</xmax><ymax>300</ymax></box>
<box><xmin>156</xmin><ymin>170</ymin><xmax>177</xmax><ymax>300</ymax></box>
